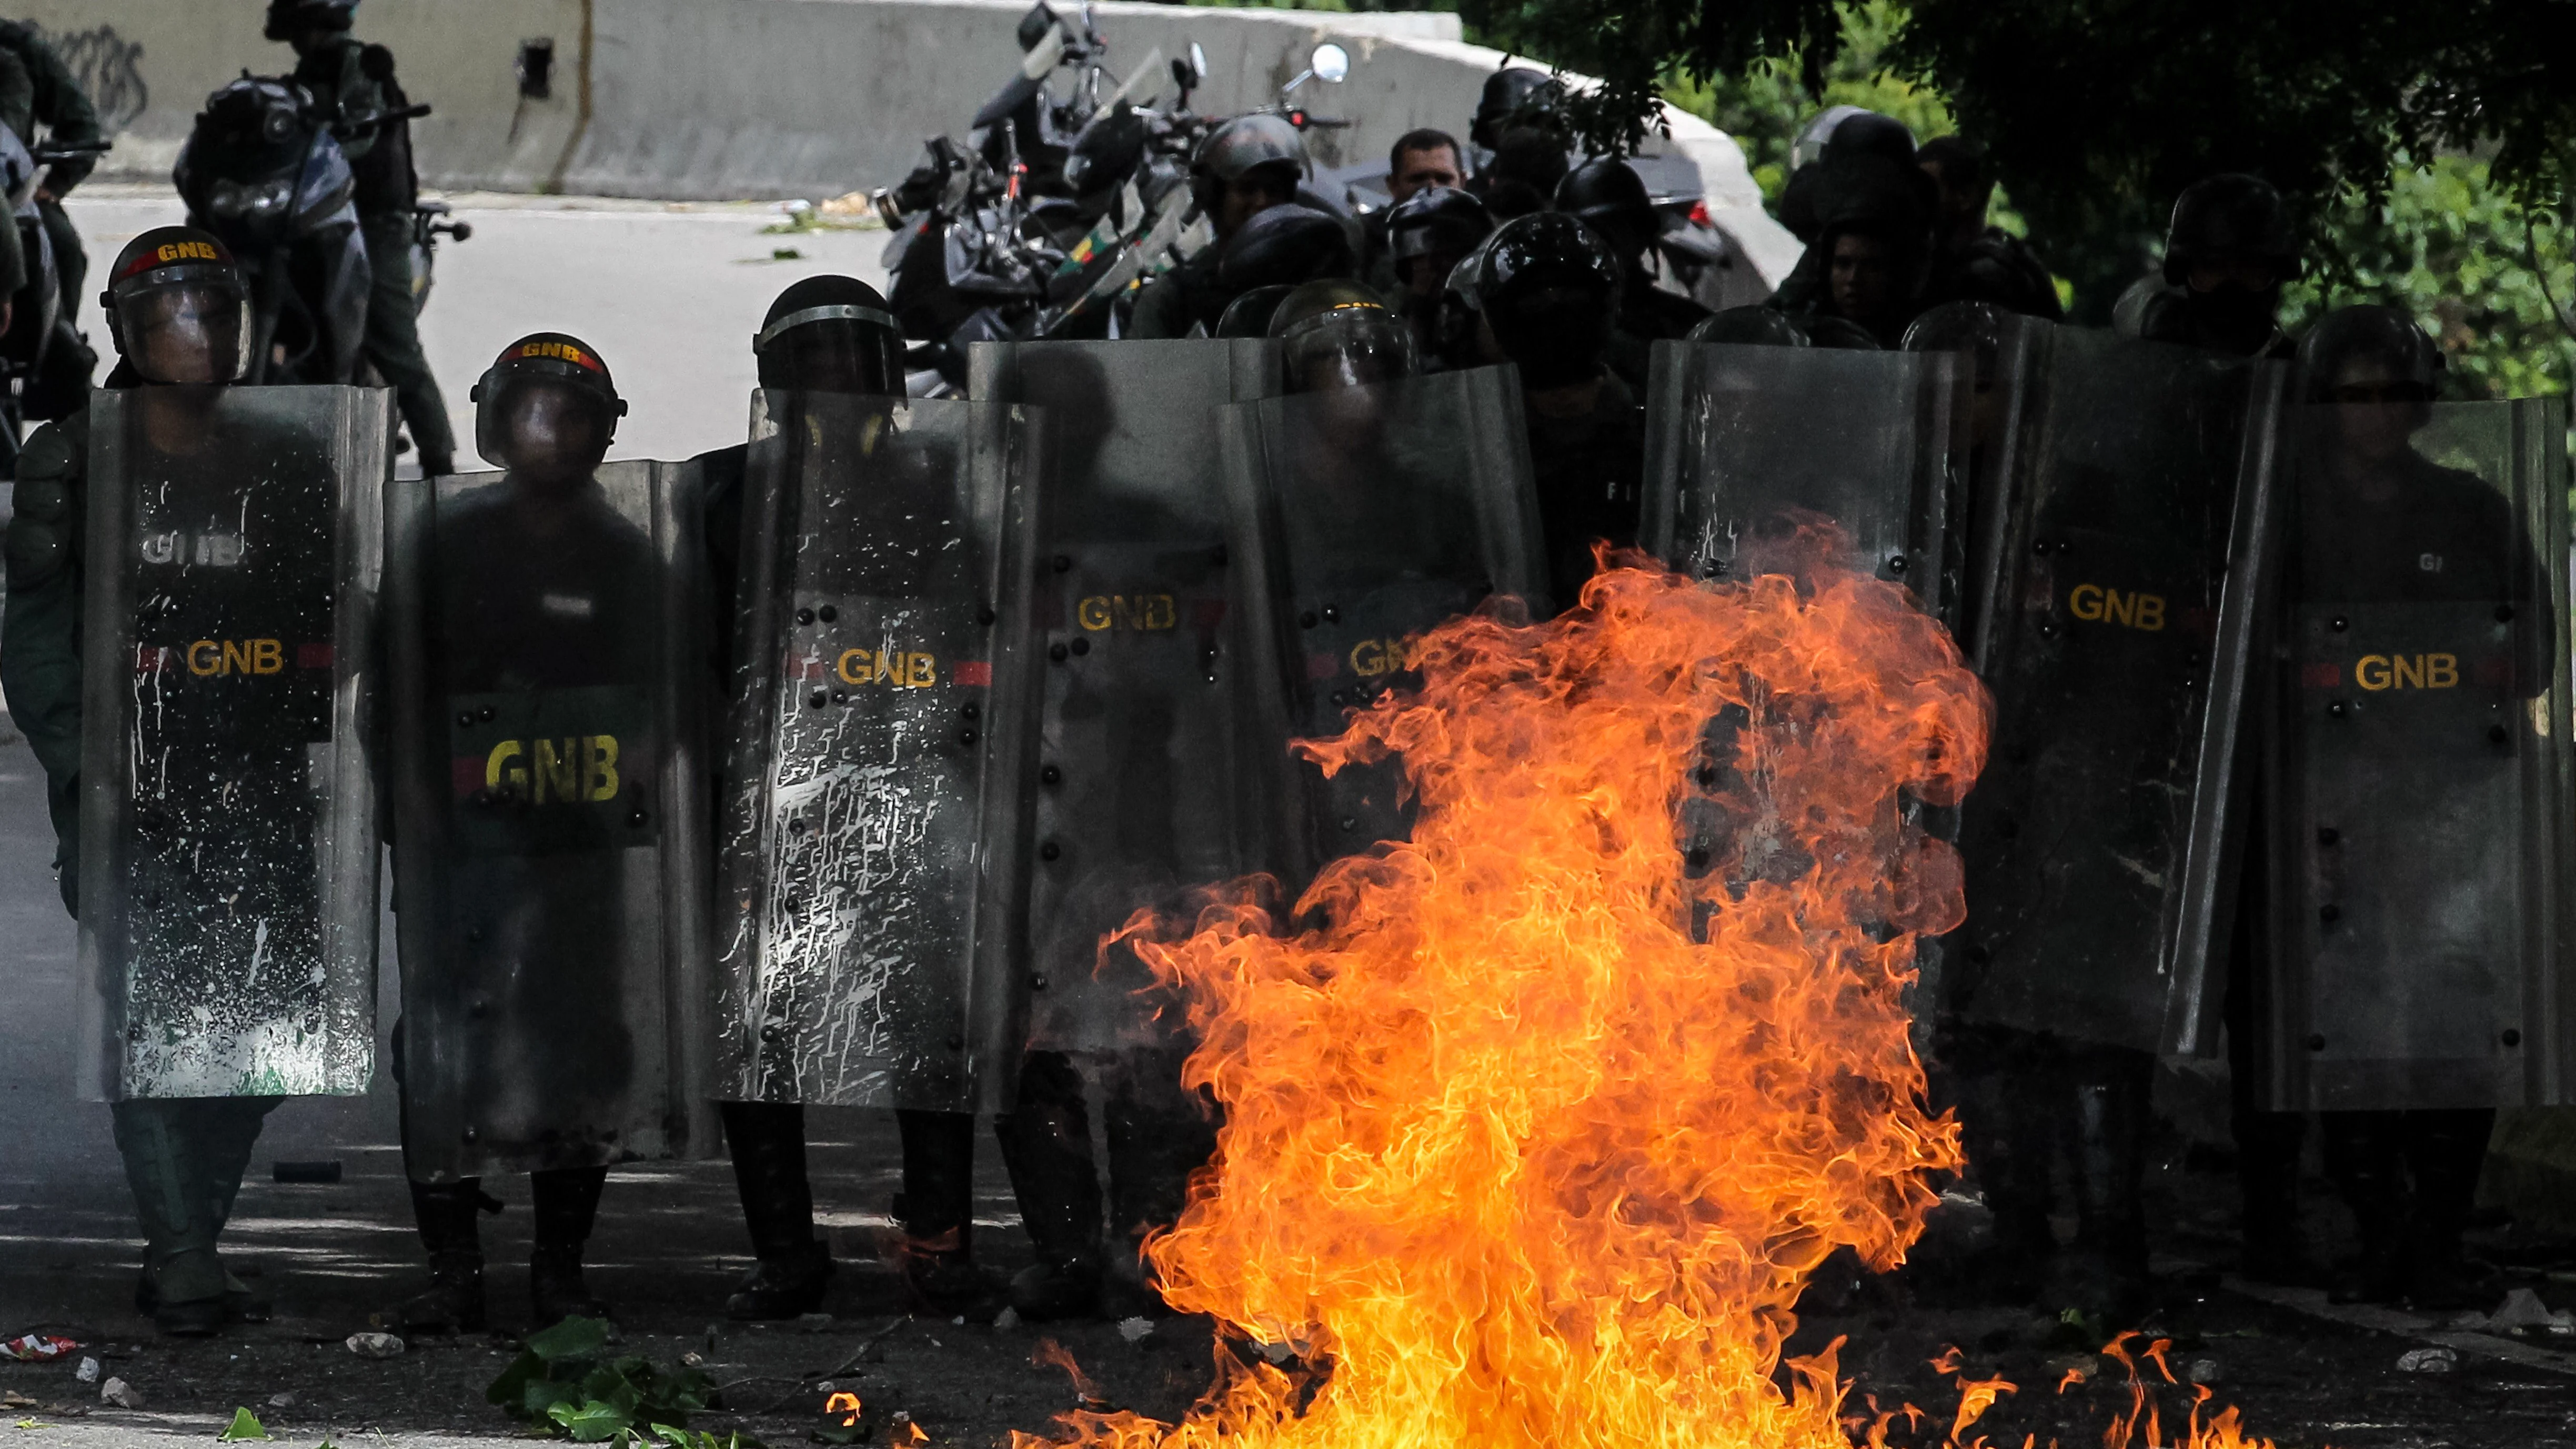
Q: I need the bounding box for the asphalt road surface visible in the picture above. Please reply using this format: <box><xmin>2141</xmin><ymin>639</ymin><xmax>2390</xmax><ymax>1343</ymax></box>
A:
<box><xmin>61</xmin><ymin>186</ymin><xmax>895</xmax><ymax>470</ymax></box>
<box><xmin>9</xmin><ymin>188</ymin><xmax>2576</xmax><ymax>1449</ymax></box>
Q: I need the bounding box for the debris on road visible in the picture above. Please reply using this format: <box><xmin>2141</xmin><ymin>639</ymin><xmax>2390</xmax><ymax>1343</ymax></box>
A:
<box><xmin>1116</xmin><ymin>1318</ymin><xmax>1153</xmax><ymax>1345</ymax></box>
<box><xmin>2396</xmin><ymin>1346</ymin><xmax>2459</xmax><ymax>1374</ymax></box>
<box><xmin>344</xmin><ymin>1333</ymin><xmax>406</xmax><ymax>1360</ymax></box>
<box><xmin>98</xmin><ymin>1376</ymin><xmax>142</xmax><ymax>1410</ymax></box>
<box><xmin>218</xmin><ymin>1406</ymin><xmax>271</xmax><ymax>1441</ymax></box>
<box><xmin>2</xmin><ymin>1335</ymin><xmax>77</xmax><ymax>1362</ymax></box>
<box><xmin>73</xmin><ymin>1357</ymin><xmax>98</xmax><ymax>1384</ymax></box>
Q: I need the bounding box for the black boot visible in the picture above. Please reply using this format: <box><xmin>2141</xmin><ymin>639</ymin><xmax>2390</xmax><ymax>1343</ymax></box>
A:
<box><xmin>893</xmin><ymin>1109</ymin><xmax>999</xmax><ymax>1319</ymax></box>
<box><xmin>530</xmin><ymin>1166</ymin><xmax>612</xmax><ymax>1326</ymax></box>
<box><xmin>397</xmin><ymin>1179</ymin><xmax>489</xmax><ymax>1334</ymax></box>
<box><xmin>2060</xmin><ymin>1051</ymin><xmax>2154</xmax><ymax>1324</ymax></box>
<box><xmin>721</xmin><ymin>1102</ymin><xmax>836</xmax><ymax>1320</ymax></box>
<box><xmin>1102</xmin><ymin>1048</ymin><xmax>1219</xmax><ymax>1317</ymax></box>
<box><xmin>2226</xmin><ymin>948</ymin><xmax>2323</xmax><ymax>1286</ymax></box>
<box><xmin>1960</xmin><ymin>1030</ymin><xmax>2061</xmax><ymax>1306</ymax></box>
<box><xmin>2323</xmin><ymin>1111</ymin><xmax>2409</xmax><ymax>1305</ymax></box>
<box><xmin>2402</xmin><ymin>1109</ymin><xmax>2497</xmax><ymax>1311</ymax></box>
<box><xmin>996</xmin><ymin>1052</ymin><xmax>1105</xmax><ymax>1322</ymax></box>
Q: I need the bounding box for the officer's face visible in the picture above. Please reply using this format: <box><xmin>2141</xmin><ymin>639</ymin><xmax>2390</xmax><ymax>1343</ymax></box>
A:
<box><xmin>496</xmin><ymin>381</ymin><xmax>609</xmax><ymax>491</ymax></box>
<box><xmin>2188</xmin><ymin>258</ymin><xmax>2277</xmax><ymax>294</ymax></box>
<box><xmin>2326</xmin><ymin>358</ymin><xmax>2428</xmax><ymax>465</ymax></box>
<box><xmin>1828</xmin><ymin>233</ymin><xmax>1895</xmax><ymax>323</ymax></box>
<box><xmin>1388</xmin><ymin>146</ymin><xmax>1463</xmax><ymax>205</ymax></box>
<box><xmin>124</xmin><ymin>286</ymin><xmax>245</xmax><ymax>386</ymax></box>
<box><xmin>1219</xmin><ymin>175</ymin><xmax>1296</xmax><ymax>240</ymax></box>
<box><xmin>1402</xmin><ymin>245</ymin><xmax>1466</xmax><ymax>299</ymax></box>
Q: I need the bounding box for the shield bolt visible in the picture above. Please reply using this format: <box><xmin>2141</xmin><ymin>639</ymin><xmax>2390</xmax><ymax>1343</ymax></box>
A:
<box><xmin>464</xmin><ymin>926</ymin><xmax>484</xmax><ymax>943</ymax></box>
<box><xmin>832</xmin><ymin>689</ymin><xmax>849</xmax><ymax>704</ymax></box>
<box><xmin>461</xmin><ymin>1126</ymin><xmax>479</xmax><ymax>1143</ymax></box>
<box><xmin>1031</xmin><ymin>974</ymin><xmax>1049</xmax><ymax>990</ymax></box>
<box><xmin>2497</xmin><ymin>604</ymin><xmax>2517</xmax><ymax>623</ymax></box>
<box><xmin>1040</xmin><ymin>764</ymin><xmax>1062</xmax><ymax>785</ymax></box>
<box><xmin>479</xmin><ymin>706</ymin><xmax>496</xmax><ymax>722</ymax></box>
<box><xmin>2317</xmin><ymin>826</ymin><xmax>2340</xmax><ymax>846</ymax></box>
<box><xmin>455</xmin><ymin>710</ymin><xmax>476</xmax><ymax>727</ymax></box>
<box><xmin>978</xmin><ymin>606</ymin><xmax>997</xmax><ymax>625</ymax></box>
<box><xmin>2328</xmin><ymin>700</ymin><xmax>2347</xmax><ymax>718</ymax></box>
<box><xmin>818</xmin><ymin>605</ymin><xmax>838</xmax><ymax>623</ymax></box>
<box><xmin>2319</xmin><ymin>904</ymin><xmax>2340</xmax><ymax>923</ymax></box>
<box><xmin>960</xmin><ymin>729</ymin><xmax>979</xmax><ymax>745</ymax></box>
<box><xmin>1886</xmin><ymin>556</ymin><xmax>1908</xmax><ymax>575</ymax></box>
<box><xmin>2032</xmin><ymin>539</ymin><xmax>2051</xmax><ymax>556</ymax></box>
<box><xmin>629</xmin><ymin>807</ymin><xmax>650</xmax><ymax>827</ymax></box>
<box><xmin>2038</xmin><ymin>620</ymin><xmax>2059</xmax><ymax>639</ymax></box>
<box><xmin>1070</xmin><ymin>638</ymin><xmax>1090</xmax><ymax>656</ymax></box>
<box><xmin>127</xmin><ymin>1025</ymin><xmax>143</xmax><ymax>1042</ymax></box>
<box><xmin>1339</xmin><ymin>818</ymin><xmax>1358</xmax><ymax>832</ymax></box>
<box><xmin>810</xmin><ymin>690</ymin><xmax>829</xmax><ymax>709</ymax></box>
<box><xmin>946</xmin><ymin>1033</ymin><xmax>965</xmax><ymax>1051</ymax></box>
<box><xmin>760</xmin><ymin>1024</ymin><xmax>782</xmax><ymax>1043</ymax></box>
<box><xmin>1052</xmin><ymin>555</ymin><xmax>1072</xmax><ymax>573</ymax></box>
<box><xmin>796</xmin><ymin>608</ymin><xmax>816</xmax><ymax>625</ymax></box>
<box><xmin>2503</xmin><ymin>1028</ymin><xmax>2523</xmax><ymax>1048</ymax></box>
<box><xmin>1322</xmin><ymin>605</ymin><xmax>1340</xmax><ymax>623</ymax></box>
<box><xmin>1299</xmin><ymin>611</ymin><xmax>1318</xmax><ymax>629</ymax></box>
<box><xmin>1040</xmin><ymin>841</ymin><xmax>1061</xmax><ymax>861</ymax></box>
<box><xmin>2490</xmin><ymin>724</ymin><xmax>2510</xmax><ymax>744</ymax></box>
<box><xmin>961</xmin><ymin>702</ymin><xmax>980</xmax><ymax>720</ymax></box>
<box><xmin>2305</xmin><ymin>1034</ymin><xmax>2326</xmax><ymax>1052</ymax></box>
<box><xmin>789</xmin><ymin>818</ymin><xmax>808</xmax><ymax>834</ymax></box>
<box><xmin>1049</xmin><ymin>643</ymin><xmax>1068</xmax><ymax>662</ymax></box>
<box><xmin>1685</xmin><ymin>846</ymin><xmax>1710</xmax><ymax>870</ymax></box>
<box><xmin>2330</xmin><ymin>616</ymin><xmax>2348</xmax><ymax>632</ymax></box>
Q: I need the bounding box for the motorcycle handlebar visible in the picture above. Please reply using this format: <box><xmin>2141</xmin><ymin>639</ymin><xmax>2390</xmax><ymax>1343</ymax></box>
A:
<box><xmin>334</xmin><ymin>102</ymin><xmax>432</xmax><ymax>138</ymax></box>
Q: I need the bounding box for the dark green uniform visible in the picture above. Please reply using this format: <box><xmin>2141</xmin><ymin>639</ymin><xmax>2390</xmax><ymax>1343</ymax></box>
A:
<box><xmin>0</xmin><ymin>21</ymin><xmax>103</xmax><ymax>320</ymax></box>
<box><xmin>1</xmin><ymin>389</ymin><xmax>283</xmax><ymax>1325</ymax></box>
<box><xmin>288</xmin><ymin>33</ymin><xmax>455</xmax><ymax>471</ymax></box>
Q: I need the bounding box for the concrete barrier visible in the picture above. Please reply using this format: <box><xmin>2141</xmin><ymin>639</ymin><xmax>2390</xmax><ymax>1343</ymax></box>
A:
<box><xmin>11</xmin><ymin>0</ymin><xmax>1797</xmax><ymax>282</ymax></box>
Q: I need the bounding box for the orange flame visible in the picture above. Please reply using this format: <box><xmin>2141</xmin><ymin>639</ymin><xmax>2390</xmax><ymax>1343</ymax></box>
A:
<box><xmin>826</xmin><ymin>1392</ymin><xmax>864</xmax><ymax>1428</ymax></box>
<box><xmin>1015</xmin><ymin>545</ymin><xmax>1983</xmax><ymax>1449</ymax></box>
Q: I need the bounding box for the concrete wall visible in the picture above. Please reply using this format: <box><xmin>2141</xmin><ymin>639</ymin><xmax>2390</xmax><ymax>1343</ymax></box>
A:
<box><xmin>12</xmin><ymin>0</ymin><xmax>1797</xmax><ymax>280</ymax></box>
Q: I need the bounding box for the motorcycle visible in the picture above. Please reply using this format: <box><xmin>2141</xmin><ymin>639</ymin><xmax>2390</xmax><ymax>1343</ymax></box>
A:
<box><xmin>173</xmin><ymin>75</ymin><xmax>422</xmax><ymax>386</ymax></box>
<box><xmin>879</xmin><ymin>0</ymin><xmax>1355</xmax><ymax>390</ymax></box>
<box><xmin>2</xmin><ymin>129</ymin><xmax>111</xmax><ymax>471</ymax></box>
<box><xmin>408</xmin><ymin>197</ymin><xmax>472</xmax><ymax>309</ymax></box>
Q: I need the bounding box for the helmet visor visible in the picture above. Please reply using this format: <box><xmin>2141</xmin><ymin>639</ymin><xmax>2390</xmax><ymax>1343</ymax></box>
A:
<box><xmin>117</xmin><ymin>281</ymin><xmax>251</xmax><ymax>385</ymax></box>
<box><xmin>754</xmin><ymin>307</ymin><xmax>905</xmax><ymax>396</ymax></box>
<box><xmin>1281</xmin><ymin>309</ymin><xmax>1416</xmax><ymax>394</ymax></box>
<box><xmin>476</xmin><ymin>375</ymin><xmax>616</xmax><ymax>480</ymax></box>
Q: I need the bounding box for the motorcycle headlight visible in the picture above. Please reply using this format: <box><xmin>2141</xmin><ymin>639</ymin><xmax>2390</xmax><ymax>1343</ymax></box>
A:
<box><xmin>247</xmin><ymin>178</ymin><xmax>295</xmax><ymax>219</ymax></box>
<box><xmin>207</xmin><ymin>179</ymin><xmax>249</xmax><ymax>220</ymax></box>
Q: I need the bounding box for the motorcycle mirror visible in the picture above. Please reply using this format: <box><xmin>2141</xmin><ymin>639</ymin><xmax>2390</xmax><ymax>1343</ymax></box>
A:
<box><xmin>1189</xmin><ymin>42</ymin><xmax>1208</xmax><ymax>85</ymax></box>
<box><xmin>1310</xmin><ymin>43</ymin><xmax>1349</xmax><ymax>83</ymax></box>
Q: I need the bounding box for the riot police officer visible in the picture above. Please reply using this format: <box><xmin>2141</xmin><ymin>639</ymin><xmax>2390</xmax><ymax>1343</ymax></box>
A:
<box><xmin>2131</xmin><ymin>174</ymin><xmax>2298</xmax><ymax>359</ymax></box>
<box><xmin>1556</xmin><ymin>157</ymin><xmax>1710</xmax><ymax>388</ymax></box>
<box><xmin>695</xmin><ymin>277</ymin><xmax>1005</xmax><ymax>1320</ymax></box>
<box><xmin>393</xmin><ymin>334</ymin><xmax>649</xmax><ymax>1333</ymax></box>
<box><xmin>1</xmin><ymin>18</ymin><xmax>107</xmax><ymax>410</ymax></box>
<box><xmin>1381</xmin><ymin>186</ymin><xmax>1491</xmax><ymax>364</ymax></box>
<box><xmin>3</xmin><ymin>228</ymin><xmax>279</xmax><ymax>1336</ymax></box>
<box><xmin>1130</xmin><ymin>115</ymin><xmax>1309</xmax><ymax>339</ymax></box>
<box><xmin>1458</xmin><ymin>212</ymin><xmax>1639</xmax><ymax>606</ymax></box>
<box><xmin>1915</xmin><ymin>137</ymin><xmax>2061</xmax><ymax>320</ymax></box>
<box><xmin>267</xmin><ymin>0</ymin><xmax>456</xmax><ymax>476</ymax></box>
<box><xmin>1271</xmin><ymin>277</ymin><xmax>1416</xmax><ymax>393</ymax></box>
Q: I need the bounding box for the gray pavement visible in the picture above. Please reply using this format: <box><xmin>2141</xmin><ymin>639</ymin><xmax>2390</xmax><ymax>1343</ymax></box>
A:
<box><xmin>62</xmin><ymin>187</ymin><xmax>893</xmax><ymax>469</ymax></box>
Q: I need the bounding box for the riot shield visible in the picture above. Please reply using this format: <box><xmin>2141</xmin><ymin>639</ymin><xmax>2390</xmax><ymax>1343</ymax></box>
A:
<box><xmin>2260</xmin><ymin>397</ymin><xmax>2574</xmax><ymax>1109</ymax></box>
<box><xmin>1951</xmin><ymin>324</ymin><xmax>2288</xmax><ymax>1051</ymax></box>
<box><xmin>713</xmin><ymin>390</ymin><xmax>1046</xmax><ymax>1113</ymax></box>
<box><xmin>969</xmin><ymin>339</ymin><xmax>1281</xmax><ymax>1056</ymax></box>
<box><xmin>387</xmin><ymin>458</ymin><xmax>717</xmax><ymax>1181</ymax></box>
<box><xmin>1640</xmin><ymin>340</ymin><xmax>1966</xmax><ymax>629</ymax></box>
<box><xmin>1219</xmin><ymin>365</ymin><xmax>1547</xmax><ymax>882</ymax></box>
<box><xmin>74</xmin><ymin>385</ymin><xmax>391</xmax><ymax>1101</ymax></box>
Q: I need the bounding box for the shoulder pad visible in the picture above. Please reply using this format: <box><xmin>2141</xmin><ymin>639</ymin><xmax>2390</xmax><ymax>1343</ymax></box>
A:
<box><xmin>359</xmin><ymin>42</ymin><xmax>397</xmax><ymax>81</ymax></box>
<box><xmin>13</xmin><ymin>420</ymin><xmax>77</xmax><ymax>483</ymax></box>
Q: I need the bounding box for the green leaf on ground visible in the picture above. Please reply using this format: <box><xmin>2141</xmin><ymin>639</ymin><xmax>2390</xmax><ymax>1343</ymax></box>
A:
<box><xmin>218</xmin><ymin>1408</ymin><xmax>272</xmax><ymax>1442</ymax></box>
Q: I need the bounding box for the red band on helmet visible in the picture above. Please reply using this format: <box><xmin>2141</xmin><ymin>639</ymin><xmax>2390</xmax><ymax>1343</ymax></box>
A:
<box><xmin>509</xmin><ymin>339</ymin><xmax>606</xmax><ymax>375</ymax></box>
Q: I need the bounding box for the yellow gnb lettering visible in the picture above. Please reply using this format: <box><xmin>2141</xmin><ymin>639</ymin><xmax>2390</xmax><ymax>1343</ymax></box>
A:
<box><xmin>837</xmin><ymin>648</ymin><xmax>937</xmax><ymax>687</ymax></box>
<box><xmin>186</xmin><ymin>638</ymin><xmax>285</xmax><ymax>676</ymax></box>
<box><xmin>1078</xmin><ymin>597</ymin><xmax>1113</xmax><ymax>631</ymax></box>
<box><xmin>584</xmin><ymin>735</ymin><xmax>619</xmax><ymax>799</ymax></box>
<box><xmin>1350</xmin><ymin>638</ymin><xmax>1413</xmax><ymax>677</ymax></box>
<box><xmin>2355</xmin><ymin>653</ymin><xmax>2459</xmax><ymax>691</ymax></box>
<box><xmin>486</xmin><ymin>739</ymin><xmax>526</xmax><ymax>790</ymax></box>
<box><xmin>157</xmin><ymin>240</ymin><xmax>218</xmax><ymax>264</ymax></box>
<box><xmin>485</xmin><ymin>736</ymin><xmax>621</xmax><ymax>800</ymax></box>
<box><xmin>2065</xmin><ymin>583</ymin><xmax>2165</xmax><ymax>632</ymax></box>
<box><xmin>534</xmin><ymin>738</ymin><xmax>579</xmax><ymax>803</ymax></box>
<box><xmin>1079</xmin><ymin>595</ymin><xmax>1176</xmax><ymax>631</ymax></box>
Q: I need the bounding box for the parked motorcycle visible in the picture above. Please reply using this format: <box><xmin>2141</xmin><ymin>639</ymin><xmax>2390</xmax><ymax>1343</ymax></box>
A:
<box><xmin>2</xmin><ymin>129</ymin><xmax>110</xmax><ymax>471</ymax></box>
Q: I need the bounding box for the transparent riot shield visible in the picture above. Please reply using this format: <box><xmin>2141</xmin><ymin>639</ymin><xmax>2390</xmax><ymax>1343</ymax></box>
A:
<box><xmin>1951</xmin><ymin>325</ymin><xmax>2288</xmax><ymax>1051</ymax></box>
<box><xmin>713</xmin><ymin>391</ymin><xmax>1046</xmax><ymax>1113</ymax></box>
<box><xmin>2261</xmin><ymin>397</ymin><xmax>2574</xmax><ymax>1109</ymax></box>
<box><xmin>387</xmin><ymin>459</ymin><xmax>717</xmax><ymax>1181</ymax></box>
<box><xmin>74</xmin><ymin>385</ymin><xmax>391</xmax><ymax>1100</ymax></box>
<box><xmin>970</xmin><ymin>338</ymin><xmax>1281</xmax><ymax>1056</ymax></box>
<box><xmin>1641</xmin><ymin>340</ymin><xmax>1966</xmax><ymax>629</ymax></box>
<box><xmin>1219</xmin><ymin>366</ymin><xmax>1547</xmax><ymax>882</ymax></box>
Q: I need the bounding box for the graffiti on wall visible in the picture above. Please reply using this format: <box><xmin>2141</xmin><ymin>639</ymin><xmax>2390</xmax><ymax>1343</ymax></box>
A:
<box><xmin>22</xmin><ymin>22</ymin><xmax>149</xmax><ymax>131</ymax></box>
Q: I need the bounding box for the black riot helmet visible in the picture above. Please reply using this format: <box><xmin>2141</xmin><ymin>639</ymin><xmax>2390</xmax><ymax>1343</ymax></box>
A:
<box><xmin>1687</xmin><ymin>305</ymin><xmax>1809</xmax><ymax>348</ymax></box>
<box><xmin>2161</xmin><ymin>173</ymin><xmax>2298</xmax><ymax>286</ymax></box>
<box><xmin>263</xmin><ymin>0</ymin><xmax>358</xmax><ymax>41</ymax></box>
<box><xmin>1271</xmin><ymin>278</ymin><xmax>1415</xmax><ymax>393</ymax></box>
<box><xmin>754</xmin><ymin>274</ymin><xmax>905</xmax><ymax>396</ymax></box>
<box><xmin>1799</xmin><ymin>313</ymin><xmax>1884</xmax><ymax>350</ymax></box>
<box><xmin>1902</xmin><ymin>299</ymin><xmax>2011</xmax><ymax>377</ymax></box>
<box><xmin>102</xmin><ymin>226</ymin><xmax>254</xmax><ymax>385</ymax></box>
<box><xmin>1215</xmin><ymin>284</ymin><xmax>1295</xmax><ymax>339</ymax></box>
<box><xmin>1191</xmin><ymin>114</ymin><xmax>1307</xmax><ymax>220</ymax></box>
<box><xmin>1217</xmin><ymin>203</ymin><xmax>1354</xmax><ymax>295</ymax></box>
<box><xmin>2297</xmin><ymin>305</ymin><xmax>2442</xmax><ymax>409</ymax></box>
<box><xmin>1386</xmin><ymin>185</ymin><xmax>1493</xmax><ymax>287</ymax></box>
<box><xmin>1474</xmin><ymin>212</ymin><xmax>1618</xmax><ymax>388</ymax></box>
<box><xmin>1471</xmin><ymin>66</ymin><xmax>1556</xmax><ymax>152</ymax></box>
<box><xmin>1553</xmin><ymin>157</ymin><xmax>1658</xmax><ymax>263</ymax></box>
<box><xmin>471</xmin><ymin>333</ymin><xmax>627</xmax><ymax>486</ymax></box>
